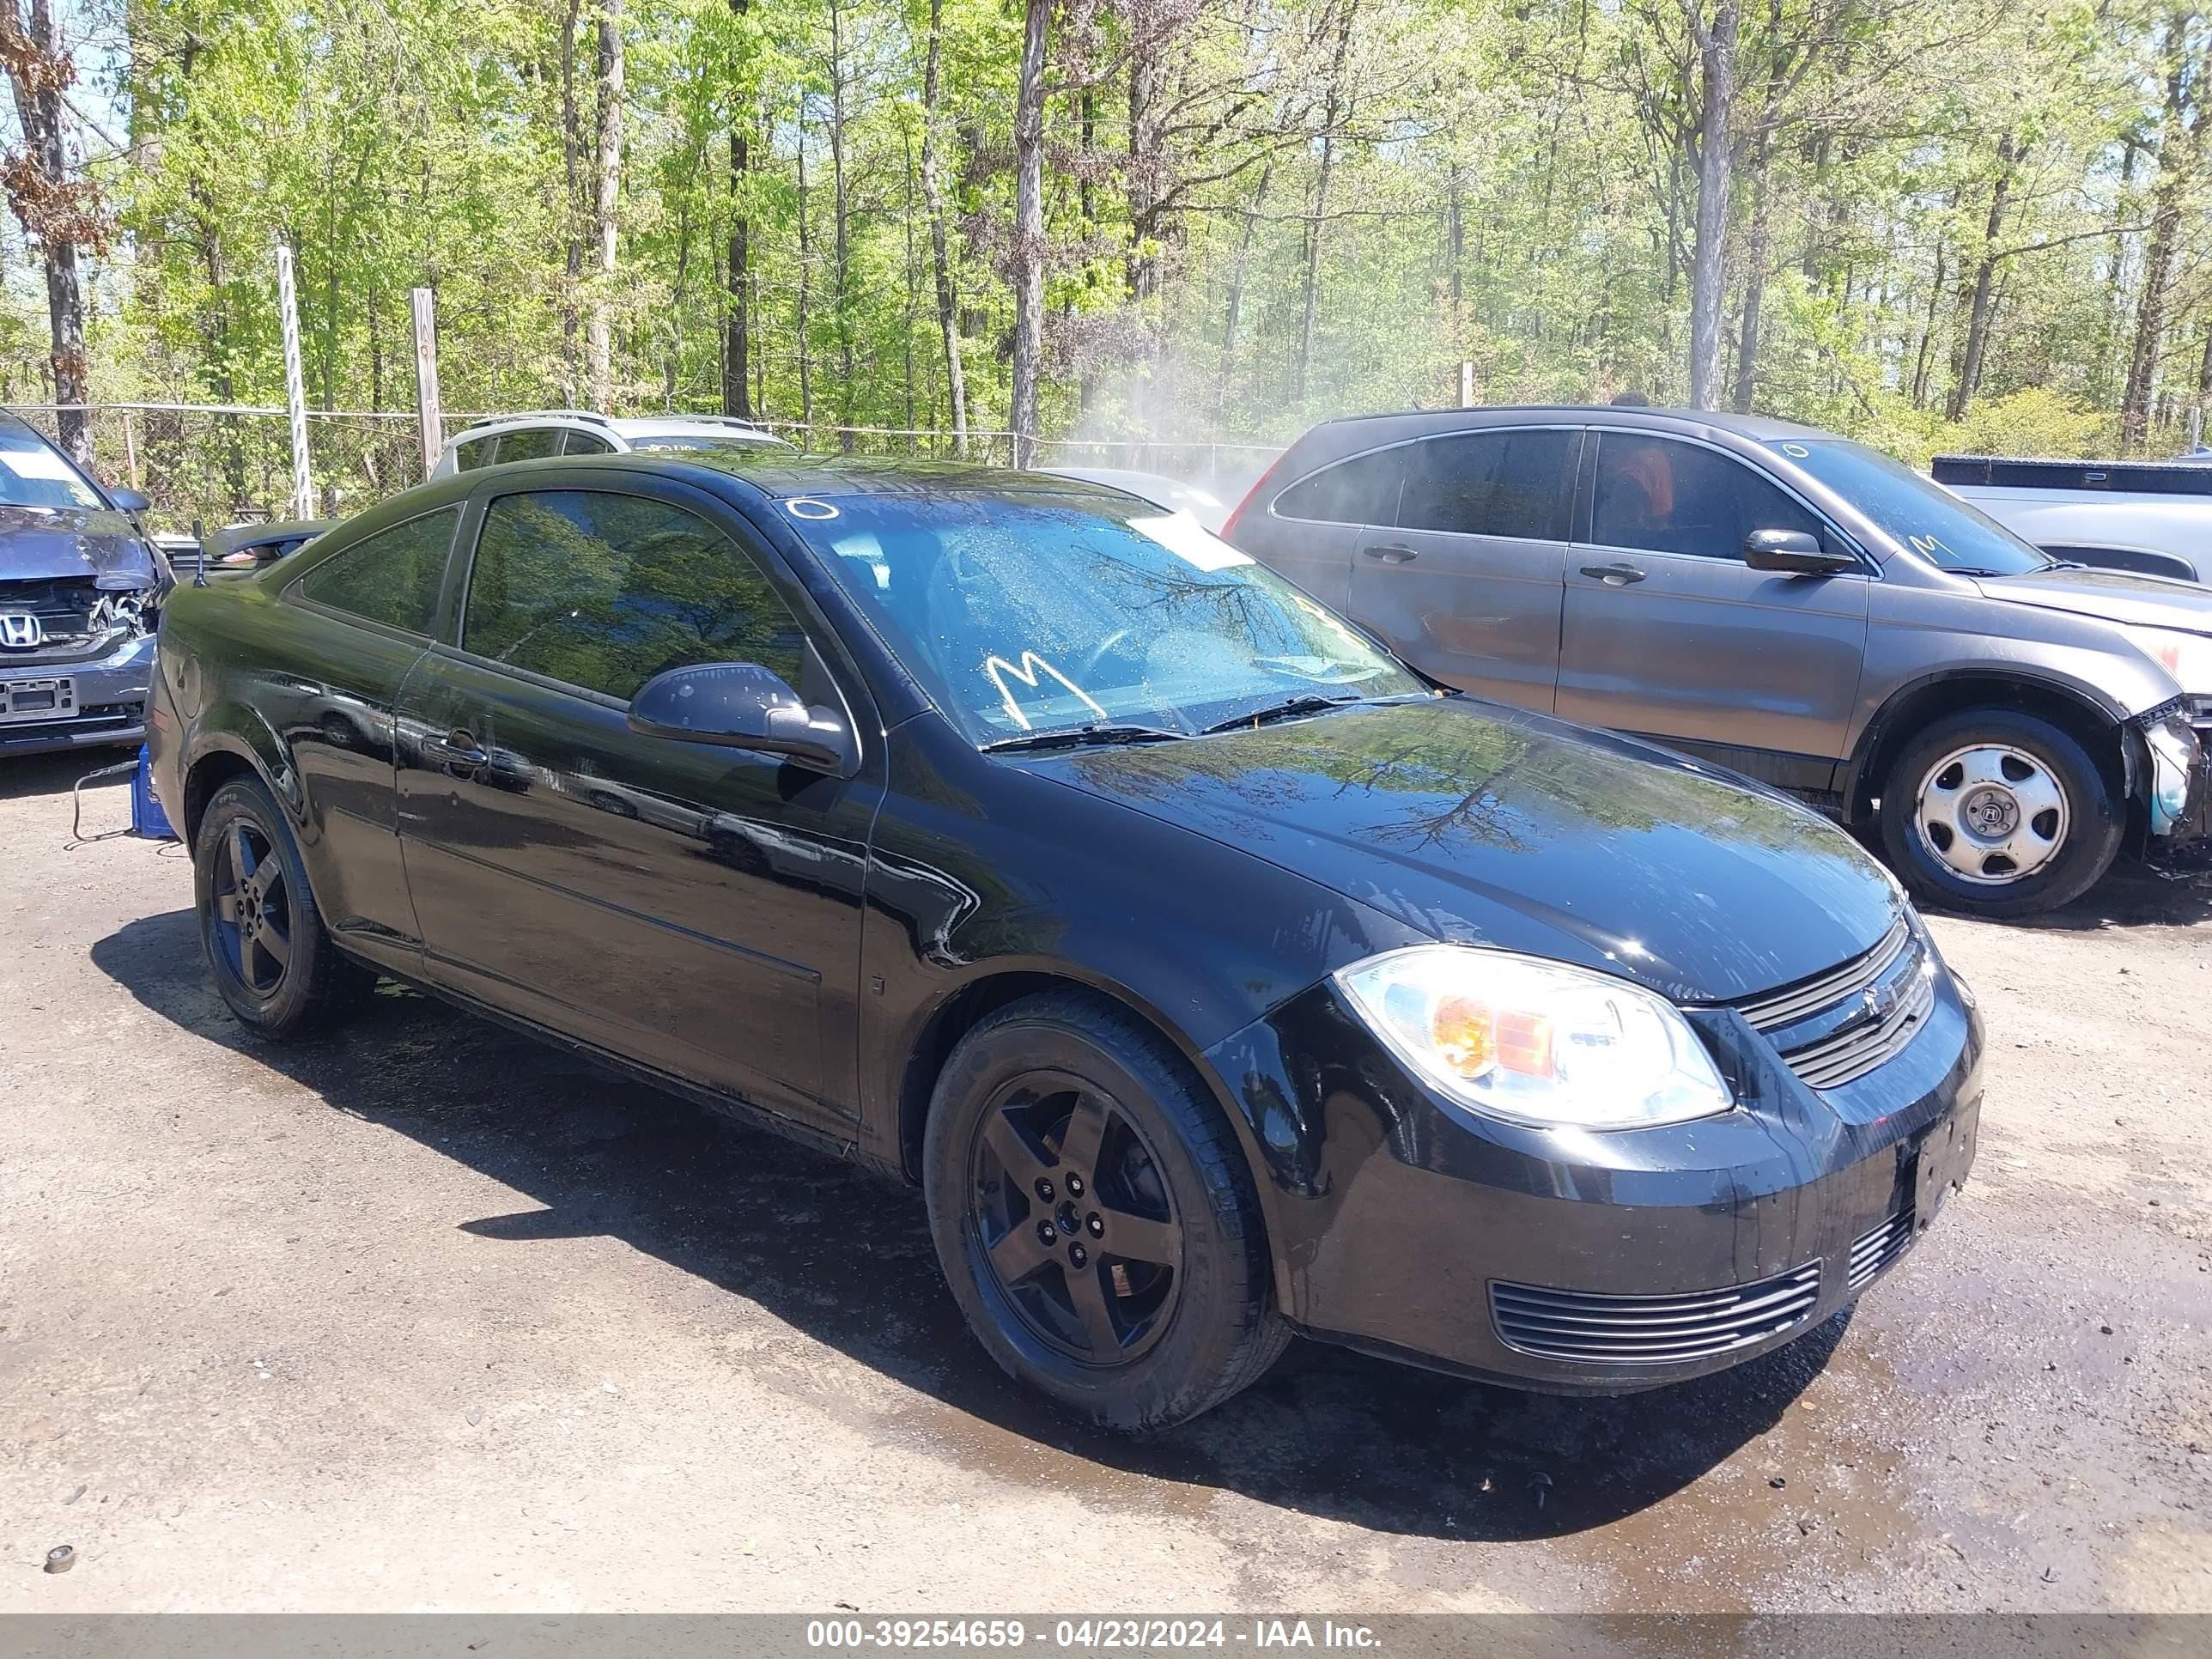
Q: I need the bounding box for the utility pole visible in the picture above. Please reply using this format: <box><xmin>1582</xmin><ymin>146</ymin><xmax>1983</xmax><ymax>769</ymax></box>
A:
<box><xmin>411</xmin><ymin>287</ymin><xmax>442</xmax><ymax>482</ymax></box>
<box><xmin>275</xmin><ymin>242</ymin><xmax>313</xmax><ymax>520</ymax></box>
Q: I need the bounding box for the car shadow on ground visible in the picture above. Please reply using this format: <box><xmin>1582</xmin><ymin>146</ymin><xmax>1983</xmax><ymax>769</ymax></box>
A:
<box><xmin>93</xmin><ymin>907</ymin><xmax>1845</xmax><ymax>1544</ymax></box>
<box><xmin>2</xmin><ymin>746</ymin><xmax>137</xmax><ymax>805</ymax></box>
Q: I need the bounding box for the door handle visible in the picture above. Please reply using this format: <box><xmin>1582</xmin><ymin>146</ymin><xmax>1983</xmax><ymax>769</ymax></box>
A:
<box><xmin>427</xmin><ymin>728</ymin><xmax>489</xmax><ymax>770</ymax></box>
<box><xmin>1361</xmin><ymin>542</ymin><xmax>1419</xmax><ymax>563</ymax></box>
<box><xmin>1580</xmin><ymin>562</ymin><xmax>1647</xmax><ymax>586</ymax></box>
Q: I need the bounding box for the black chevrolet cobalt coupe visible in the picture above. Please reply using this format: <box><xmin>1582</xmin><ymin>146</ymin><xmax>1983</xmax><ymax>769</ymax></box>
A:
<box><xmin>149</xmin><ymin>454</ymin><xmax>1982</xmax><ymax>1430</ymax></box>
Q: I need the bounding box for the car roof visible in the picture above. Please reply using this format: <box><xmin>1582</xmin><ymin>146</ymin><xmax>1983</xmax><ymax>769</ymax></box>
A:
<box><xmin>1313</xmin><ymin>404</ymin><xmax>1832</xmax><ymax>442</ymax></box>
<box><xmin>653</xmin><ymin>451</ymin><xmax>1136</xmax><ymax>505</ymax></box>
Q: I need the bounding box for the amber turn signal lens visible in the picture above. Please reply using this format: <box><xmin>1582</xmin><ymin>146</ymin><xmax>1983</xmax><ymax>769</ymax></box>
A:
<box><xmin>1431</xmin><ymin>994</ymin><xmax>1494</xmax><ymax>1079</ymax></box>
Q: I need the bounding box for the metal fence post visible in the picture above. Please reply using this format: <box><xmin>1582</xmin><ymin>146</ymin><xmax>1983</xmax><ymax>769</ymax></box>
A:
<box><xmin>411</xmin><ymin>288</ymin><xmax>442</xmax><ymax>483</ymax></box>
<box><xmin>275</xmin><ymin>242</ymin><xmax>314</xmax><ymax>520</ymax></box>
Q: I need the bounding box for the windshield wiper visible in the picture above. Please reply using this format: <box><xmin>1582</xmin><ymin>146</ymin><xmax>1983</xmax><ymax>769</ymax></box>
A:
<box><xmin>980</xmin><ymin>722</ymin><xmax>1189</xmax><ymax>754</ymax></box>
<box><xmin>1200</xmin><ymin>694</ymin><xmax>1364</xmax><ymax>735</ymax></box>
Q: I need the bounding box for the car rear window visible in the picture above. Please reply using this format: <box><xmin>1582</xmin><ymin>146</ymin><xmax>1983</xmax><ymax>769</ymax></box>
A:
<box><xmin>494</xmin><ymin>428</ymin><xmax>562</xmax><ymax>462</ymax></box>
<box><xmin>296</xmin><ymin>507</ymin><xmax>460</xmax><ymax>635</ymax></box>
<box><xmin>1271</xmin><ymin>447</ymin><xmax>1404</xmax><ymax>526</ymax></box>
<box><xmin>1396</xmin><ymin>429</ymin><xmax>1575</xmax><ymax>540</ymax></box>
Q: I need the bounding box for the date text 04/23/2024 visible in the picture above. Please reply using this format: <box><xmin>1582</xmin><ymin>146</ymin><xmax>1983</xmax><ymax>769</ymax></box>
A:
<box><xmin>803</xmin><ymin>1620</ymin><xmax>1383</xmax><ymax>1650</ymax></box>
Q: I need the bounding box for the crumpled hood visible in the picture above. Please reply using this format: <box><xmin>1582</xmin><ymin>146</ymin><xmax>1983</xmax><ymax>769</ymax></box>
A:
<box><xmin>0</xmin><ymin>504</ymin><xmax>158</xmax><ymax>587</ymax></box>
<box><xmin>1976</xmin><ymin>566</ymin><xmax>2212</xmax><ymax>634</ymax></box>
<box><xmin>1030</xmin><ymin>699</ymin><xmax>1902</xmax><ymax>1005</ymax></box>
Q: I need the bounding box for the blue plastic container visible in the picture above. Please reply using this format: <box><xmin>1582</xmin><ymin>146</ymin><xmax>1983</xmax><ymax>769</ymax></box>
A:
<box><xmin>131</xmin><ymin>744</ymin><xmax>176</xmax><ymax>840</ymax></box>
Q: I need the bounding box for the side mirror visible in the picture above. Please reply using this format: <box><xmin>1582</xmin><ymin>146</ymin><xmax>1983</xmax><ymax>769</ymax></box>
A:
<box><xmin>109</xmin><ymin>486</ymin><xmax>152</xmax><ymax>514</ymax></box>
<box><xmin>628</xmin><ymin>661</ymin><xmax>857</xmax><ymax>775</ymax></box>
<box><xmin>1743</xmin><ymin>527</ymin><xmax>1856</xmax><ymax>575</ymax></box>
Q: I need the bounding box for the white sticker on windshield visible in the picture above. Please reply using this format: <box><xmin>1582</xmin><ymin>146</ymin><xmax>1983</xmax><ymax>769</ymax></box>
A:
<box><xmin>1</xmin><ymin>449</ymin><xmax>86</xmax><ymax>483</ymax></box>
<box><xmin>1130</xmin><ymin>511</ymin><xmax>1253</xmax><ymax>571</ymax></box>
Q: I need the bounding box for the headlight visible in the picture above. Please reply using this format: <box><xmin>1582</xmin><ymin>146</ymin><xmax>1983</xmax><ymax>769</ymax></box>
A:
<box><xmin>1333</xmin><ymin>945</ymin><xmax>1733</xmax><ymax>1130</ymax></box>
<box><xmin>2126</xmin><ymin>627</ymin><xmax>2212</xmax><ymax>694</ymax></box>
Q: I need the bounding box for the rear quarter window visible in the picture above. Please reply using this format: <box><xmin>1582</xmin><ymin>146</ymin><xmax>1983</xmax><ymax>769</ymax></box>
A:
<box><xmin>1272</xmin><ymin>446</ymin><xmax>1405</xmax><ymax>526</ymax></box>
<box><xmin>295</xmin><ymin>507</ymin><xmax>461</xmax><ymax>635</ymax></box>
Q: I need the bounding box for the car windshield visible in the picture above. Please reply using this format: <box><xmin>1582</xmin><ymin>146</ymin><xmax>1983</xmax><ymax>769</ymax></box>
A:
<box><xmin>1768</xmin><ymin>437</ymin><xmax>2051</xmax><ymax>576</ymax></box>
<box><xmin>784</xmin><ymin>488</ymin><xmax>1425</xmax><ymax>744</ymax></box>
<box><xmin>0</xmin><ymin>425</ymin><xmax>103</xmax><ymax>510</ymax></box>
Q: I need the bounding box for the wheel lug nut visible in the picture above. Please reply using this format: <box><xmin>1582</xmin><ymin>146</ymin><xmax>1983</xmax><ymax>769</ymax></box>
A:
<box><xmin>1037</xmin><ymin>1220</ymin><xmax>1057</xmax><ymax>1245</ymax></box>
<box><xmin>1035</xmin><ymin>1178</ymin><xmax>1054</xmax><ymax>1202</ymax></box>
<box><xmin>1069</xmin><ymin>1243</ymin><xmax>1088</xmax><ymax>1268</ymax></box>
<box><xmin>1087</xmin><ymin>1213</ymin><xmax>1103</xmax><ymax>1237</ymax></box>
<box><xmin>1066</xmin><ymin>1173</ymin><xmax>1085</xmax><ymax>1197</ymax></box>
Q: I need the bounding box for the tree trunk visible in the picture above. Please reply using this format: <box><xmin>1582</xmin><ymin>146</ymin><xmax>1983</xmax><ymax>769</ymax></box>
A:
<box><xmin>588</xmin><ymin>0</ymin><xmax>624</xmax><ymax>410</ymax></box>
<box><xmin>1911</xmin><ymin>240</ymin><xmax>1945</xmax><ymax>410</ymax></box>
<box><xmin>1730</xmin><ymin>131</ymin><xmax>1772</xmax><ymax>413</ymax></box>
<box><xmin>1</xmin><ymin>0</ymin><xmax>95</xmax><ymax>465</ymax></box>
<box><xmin>1295</xmin><ymin>3</ymin><xmax>1358</xmax><ymax>407</ymax></box>
<box><xmin>827</xmin><ymin>0</ymin><xmax>854</xmax><ymax>447</ymax></box>
<box><xmin>1947</xmin><ymin>135</ymin><xmax>2018</xmax><ymax>422</ymax></box>
<box><xmin>561</xmin><ymin>0</ymin><xmax>583</xmax><ymax>396</ymax></box>
<box><xmin>1686</xmin><ymin>0</ymin><xmax>1741</xmax><ymax>411</ymax></box>
<box><xmin>723</xmin><ymin>0</ymin><xmax>751</xmax><ymax>417</ymax></box>
<box><xmin>920</xmin><ymin>0</ymin><xmax>968</xmax><ymax>453</ymax></box>
<box><xmin>1218</xmin><ymin>162</ymin><xmax>1272</xmax><ymax>421</ymax></box>
<box><xmin>796</xmin><ymin>115</ymin><xmax>813</xmax><ymax>426</ymax></box>
<box><xmin>1008</xmin><ymin>0</ymin><xmax>1051</xmax><ymax>468</ymax></box>
<box><xmin>2122</xmin><ymin>11</ymin><xmax>2199</xmax><ymax>454</ymax></box>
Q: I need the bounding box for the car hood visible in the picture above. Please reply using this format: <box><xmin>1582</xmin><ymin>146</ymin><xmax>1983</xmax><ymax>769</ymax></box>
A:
<box><xmin>1027</xmin><ymin>699</ymin><xmax>1902</xmax><ymax>1006</ymax></box>
<box><xmin>0</xmin><ymin>504</ymin><xmax>158</xmax><ymax>587</ymax></box>
<box><xmin>1975</xmin><ymin>566</ymin><xmax>2212</xmax><ymax>632</ymax></box>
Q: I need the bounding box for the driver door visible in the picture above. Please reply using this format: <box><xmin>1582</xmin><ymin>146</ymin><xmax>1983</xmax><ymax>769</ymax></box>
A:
<box><xmin>395</xmin><ymin>478</ymin><xmax>878</xmax><ymax>1134</ymax></box>
<box><xmin>1555</xmin><ymin>432</ymin><xmax>1870</xmax><ymax>783</ymax></box>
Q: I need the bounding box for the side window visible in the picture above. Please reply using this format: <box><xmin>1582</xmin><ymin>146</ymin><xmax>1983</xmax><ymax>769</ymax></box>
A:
<box><xmin>461</xmin><ymin>490</ymin><xmax>807</xmax><ymax>702</ymax></box>
<box><xmin>1271</xmin><ymin>447</ymin><xmax>1404</xmax><ymax>526</ymax></box>
<box><xmin>453</xmin><ymin>436</ymin><xmax>498</xmax><ymax>471</ymax></box>
<box><xmin>561</xmin><ymin>430</ymin><xmax>616</xmax><ymax>455</ymax></box>
<box><xmin>1396</xmin><ymin>429</ymin><xmax>1574</xmax><ymax>539</ymax></box>
<box><xmin>295</xmin><ymin>507</ymin><xmax>459</xmax><ymax>635</ymax></box>
<box><xmin>1590</xmin><ymin>434</ymin><xmax>1822</xmax><ymax>559</ymax></box>
<box><xmin>495</xmin><ymin>427</ymin><xmax>562</xmax><ymax>463</ymax></box>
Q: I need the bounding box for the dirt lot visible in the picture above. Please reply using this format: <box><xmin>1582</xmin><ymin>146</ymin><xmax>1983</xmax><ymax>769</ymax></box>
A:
<box><xmin>3</xmin><ymin>750</ymin><xmax>2209</xmax><ymax>1613</ymax></box>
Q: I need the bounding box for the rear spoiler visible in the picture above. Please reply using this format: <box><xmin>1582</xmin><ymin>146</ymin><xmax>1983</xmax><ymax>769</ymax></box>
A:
<box><xmin>1932</xmin><ymin>454</ymin><xmax>2212</xmax><ymax>496</ymax></box>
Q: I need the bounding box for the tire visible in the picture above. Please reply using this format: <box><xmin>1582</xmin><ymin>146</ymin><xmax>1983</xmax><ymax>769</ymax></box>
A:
<box><xmin>1878</xmin><ymin>708</ymin><xmax>2124</xmax><ymax>919</ymax></box>
<box><xmin>193</xmin><ymin>776</ymin><xmax>369</xmax><ymax>1037</ymax></box>
<box><xmin>922</xmin><ymin>991</ymin><xmax>1289</xmax><ymax>1432</ymax></box>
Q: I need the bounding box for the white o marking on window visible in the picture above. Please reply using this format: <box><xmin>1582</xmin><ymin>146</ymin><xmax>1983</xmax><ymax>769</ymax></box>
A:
<box><xmin>785</xmin><ymin>497</ymin><xmax>840</xmax><ymax>520</ymax></box>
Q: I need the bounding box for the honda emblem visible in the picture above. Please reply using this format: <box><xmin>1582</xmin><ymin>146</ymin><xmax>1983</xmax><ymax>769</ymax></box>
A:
<box><xmin>0</xmin><ymin>611</ymin><xmax>44</xmax><ymax>649</ymax></box>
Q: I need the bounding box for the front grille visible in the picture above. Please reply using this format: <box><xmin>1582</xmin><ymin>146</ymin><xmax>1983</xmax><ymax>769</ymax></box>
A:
<box><xmin>0</xmin><ymin>576</ymin><xmax>100</xmax><ymax>647</ymax></box>
<box><xmin>1489</xmin><ymin>1263</ymin><xmax>1822</xmax><ymax>1365</ymax></box>
<box><xmin>1735</xmin><ymin>919</ymin><xmax>1936</xmax><ymax>1091</ymax></box>
<box><xmin>1847</xmin><ymin>1206</ymin><xmax>1916</xmax><ymax>1291</ymax></box>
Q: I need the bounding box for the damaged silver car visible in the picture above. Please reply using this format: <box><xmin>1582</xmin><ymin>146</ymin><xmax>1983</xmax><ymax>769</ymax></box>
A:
<box><xmin>0</xmin><ymin>412</ymin><xmax>164</xmax><ymax>757</ymax></box>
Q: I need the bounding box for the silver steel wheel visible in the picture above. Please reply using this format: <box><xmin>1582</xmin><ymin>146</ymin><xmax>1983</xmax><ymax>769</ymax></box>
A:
<box><xmin>1914</xmin><ymin>743</ymin><xmax>2071</xmax><ymax>886</ymax></box>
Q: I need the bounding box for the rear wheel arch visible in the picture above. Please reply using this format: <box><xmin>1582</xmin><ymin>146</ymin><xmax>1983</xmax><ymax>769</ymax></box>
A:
<box><xmin>181</xmin><ymin>743</ymin><xmax>271</xmax><ymax>852</ymax></box>
<box><xmin>1847</xmin><ymin>673</ymin><xmax>2128</xmax><ymax>823</ymax></box>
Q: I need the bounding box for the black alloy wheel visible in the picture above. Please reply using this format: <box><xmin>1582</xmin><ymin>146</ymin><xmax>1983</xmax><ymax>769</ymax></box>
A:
<box><xmin>968</xmin><ymin>1071</ymin><xmax>1185</xmax><ymax>1367</ymax></box>
<box><xmin>209</xmin><ymin>817</ymin><xmax>293</xmax><ymax>998</ymax></box>
<box><xmin>193</xmin><ymin>776</ymin><xmax>368</xmax><ymax>1037</ymax></box>
<box><xmin>924</xmin><ymin>992</ymin><xmax>1287</xmax><ymax>1431</ymax></box>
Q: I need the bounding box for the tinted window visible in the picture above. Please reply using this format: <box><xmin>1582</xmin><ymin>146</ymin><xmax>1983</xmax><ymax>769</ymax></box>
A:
<box><xmin>297</xmin><ymin>507</ymin><xmax>459</xmax><ymax>634</ymax></box>
<box><xmin>496</xmin><ymin>427</ymin><xmax>562</xmax><ymax>462</ymax></box>
<box><xmin>1397</xmin><ymin>430</ymin><xmax>1573</xmax><ymax>539</ymax></box>
<box><xmin>1592</xmin><ymin>434</ymin><xmax>1822</xmax><ymax>559</ymax></box>
<box><xmin>454</xmin><ymin>436</ymin><xmax>497</xmax><ymax>471</ymax></box>
<box><xmin>1770</xmin><ymin>438</ymin><xmax>2049</xmax><ymax>575</ymax></box>
<box><xmin>1272</xmin><ymin>447</ymin><xmax>1404</xmax><ymax>526</ymax></box>
<box><xmin>561</xmin><ymin>430</ymin><xmax>616</xmax><ymax>455</ymax></box>
<box><xmin>462</xmin><ymin>490</ymin><xmax>805</xmax><ymax>701</ymax></box>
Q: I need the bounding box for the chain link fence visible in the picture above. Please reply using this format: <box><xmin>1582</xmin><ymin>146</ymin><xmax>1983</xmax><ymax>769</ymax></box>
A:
<box><xmin>3</xmin><ymin>404</ymin><xmax>1285</xmax><ymax>534</ymax></box>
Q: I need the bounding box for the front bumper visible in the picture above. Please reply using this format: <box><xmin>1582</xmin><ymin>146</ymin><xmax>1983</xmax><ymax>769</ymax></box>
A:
<box><xmin>2143</xmin><ymin>702</ymin><xmax>2212</xmax><ymax>857</ymax></box>
<box><xmin>0</xmin><ymin>630</ymin><xmax>154</xmax><ymax>757</ymax></box>
<box><xmin>1201</xmin><ymin>936</ymin><xmax>1983</xmax><ymax>1394</ymax></box>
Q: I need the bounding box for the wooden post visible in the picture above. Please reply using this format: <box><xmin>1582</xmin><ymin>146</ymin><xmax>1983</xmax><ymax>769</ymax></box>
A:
<box><xmin>276</xmin><ymin>243</ymin><xmax>314</xmax><ymax>520</ymax></box>
<box><xmin>410</xmin><ymin>287</ymin><xmax>442</xmax><ymax>482</ymax></box>
<box><xmin>1459</xmin><ymin>360</ymin><xmax>1475</xmax><ymax>408</ymax></box>
<box><xmin>121</xmin><ymin>409</ymin><xmax>141</xmax><ymax>492</ymax></box>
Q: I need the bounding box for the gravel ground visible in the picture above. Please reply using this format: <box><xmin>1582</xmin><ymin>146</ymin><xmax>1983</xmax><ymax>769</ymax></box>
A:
<box><xmin>3</xmin><ymin>751</ymin><xmax>2209</xmax><ymax>1613</ymax></box>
